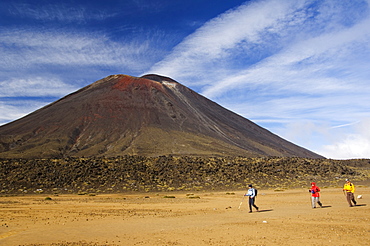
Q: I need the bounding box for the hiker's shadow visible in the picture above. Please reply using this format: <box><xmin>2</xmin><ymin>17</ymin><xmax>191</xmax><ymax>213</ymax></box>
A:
<box><xmin>321</xmin><ymin>205</ymin><xmax>332</xmax><ymax>208</ymax></box>
<box><xmin>257</xmin><ymin>209</ymin><xmax>273</xmax><ymax>213</ymax></box>
<box><xmin>355</xmin><ymin>204</ymin><xmax>367</xmax><ymax>207</ymax></box>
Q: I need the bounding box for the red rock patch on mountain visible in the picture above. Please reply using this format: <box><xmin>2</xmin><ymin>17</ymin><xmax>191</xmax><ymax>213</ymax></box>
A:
<box><xmin>0</xmin><ymin>74</ymin><xmax>323</xmax><ymax>158</ymax></box>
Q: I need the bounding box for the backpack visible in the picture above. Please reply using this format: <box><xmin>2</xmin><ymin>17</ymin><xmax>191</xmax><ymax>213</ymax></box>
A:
<box><xmin>254</xmin><ymin>188</ymin><xmax>258</xmax><ymax>197</ymax></box>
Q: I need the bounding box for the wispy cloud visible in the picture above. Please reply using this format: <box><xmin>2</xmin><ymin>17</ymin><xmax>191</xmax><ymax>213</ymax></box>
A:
<box><xmin>8</xmin><ymin>3</ymin><xmax>116</xmax><ymax>23</ymax></box>
<box><xmin>201</xmin><ymin>18</ymin><xmax>370</xmax><ymax>98</ymax></box>
<box><xmin>0</xmin><ymin>99</ymin><xmax>52</xmax><ymax>125</ymax></box>
<box><xmin>0</xmin><ymin>77</ymin><xmax>78</xmax><ymax>97</ymax></box>
<box><xmin>147</xmin><ymin>0</ymin><xmax>308</xmax><ymax>82</ymax></box>
<box><xmin>331</xmin><ymin>122</ymin><xmax>360</xmax><ymax>129</ymax></box>
<box><xmin>0</xmin><ymin>76</ymin><xmax>79</xmax><ymax>125</ymax></box>
<box><xmin>0</xmin><ymin>28</ymin><xmax>154</xmax><ymax>72</ymax></box>
<box><xmin>149</xmin><ymin>0</ymin><xmax>370</xmax><ymax>93</ymax></box>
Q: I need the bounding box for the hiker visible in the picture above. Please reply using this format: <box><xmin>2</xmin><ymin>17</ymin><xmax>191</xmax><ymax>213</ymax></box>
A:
<box><xmin>309</xmin><ymin>182</ymin><xmax>323</xmax><ymax>208</ymax></box>
<box><xmin>343</xmin><ymin>179</ymin><xmax>357</xmax><ymax>207</ymax></box>
<box><xmin>244</xmin><ymin>184</ymin><xmax>259</xmax><ymax>213</ymax></box>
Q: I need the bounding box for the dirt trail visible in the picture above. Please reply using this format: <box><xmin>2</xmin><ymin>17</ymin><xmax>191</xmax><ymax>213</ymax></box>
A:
<box><xmin>0</xmin><ymin>187</ymin><xmax>369</xmax><ymax>245</ymax></box>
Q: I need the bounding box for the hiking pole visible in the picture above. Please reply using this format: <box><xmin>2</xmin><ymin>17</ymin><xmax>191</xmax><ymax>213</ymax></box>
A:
<box><xmin>238</xmin><ymin>195</ymin><xmax>245</xmax><ymax>209</ymax></box>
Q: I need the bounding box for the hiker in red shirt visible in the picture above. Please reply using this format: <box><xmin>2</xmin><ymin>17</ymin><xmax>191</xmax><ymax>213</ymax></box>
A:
<box><xmin>309</xmin><ymin>182</ymin><xmax>323</xmax><ymax>208</ymax></box>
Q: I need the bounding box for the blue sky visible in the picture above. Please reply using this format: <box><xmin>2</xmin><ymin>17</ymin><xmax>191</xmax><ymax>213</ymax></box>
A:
<box><xmin>1</xmin><ymin>0</ymin><xmax>370</xmax><ymax>159</ymax></box>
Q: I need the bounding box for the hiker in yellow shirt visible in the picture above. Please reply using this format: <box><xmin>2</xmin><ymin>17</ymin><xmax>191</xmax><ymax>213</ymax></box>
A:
<box><xmin>343</xmin><ymin>179</ymin><xmax>357</xmax><ymax>207</ymax></box>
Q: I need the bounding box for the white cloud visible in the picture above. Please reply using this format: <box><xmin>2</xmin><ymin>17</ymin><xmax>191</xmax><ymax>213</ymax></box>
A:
<box><xmin>0</xmin><ymin>76</ymin><xmax>79</xmax><ymax>125</ymax></box>
<box><xmin>147</xmin><ymin>0</ymin><xmax>370</xmax><ymax>97</ymax></box>
<box><xmin>0</xmin><ymin>29</ymin><xmax>153</xmax><ymax>71</ymax></box>
<box><xmin>0</xmin><ymin>77</ymin><xmax>78</xmax><ymax>97</ymax></box>
<box><xmin>318</xmin><ymin>119</ymin><xmax>370</xmax><ymax>159</ymax></box>
<box><xmin>147</xmin><ymin>0</ymin><xmax>308</xmax><ymax>82</ymax></box>
<box><xmin>201</xmin><ymin>13</ymin><xmax>370</xmax><ymax>98</ymax></box>
<box><xmin>0</xmin><ymin>100</ymin><xmax>51</xmax><ymax>125</ymax></box>
<box><xmin>267</xmin><ymin>118</ymin><xmax>370</xmax><ymax>159</ymax></box>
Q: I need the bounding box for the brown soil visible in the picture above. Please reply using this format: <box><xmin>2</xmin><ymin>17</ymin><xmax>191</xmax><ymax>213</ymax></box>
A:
<box><xmin>1</xmin><ymin>187</ymin><xmax>369</xmax><ymax>246</ymax></box>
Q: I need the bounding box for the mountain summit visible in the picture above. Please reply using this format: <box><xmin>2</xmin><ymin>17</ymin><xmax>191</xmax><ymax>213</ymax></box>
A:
<box><xmin>0</xmin><ymin>74</ymin><xmax>323</xmax><ymax>158</ymax></box>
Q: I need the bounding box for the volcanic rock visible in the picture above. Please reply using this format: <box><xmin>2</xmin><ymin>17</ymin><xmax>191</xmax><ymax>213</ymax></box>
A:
<box><xmin>0</xmin><ymin>74</ymin><xmax>323</xmax><ymax>158</ymax></box>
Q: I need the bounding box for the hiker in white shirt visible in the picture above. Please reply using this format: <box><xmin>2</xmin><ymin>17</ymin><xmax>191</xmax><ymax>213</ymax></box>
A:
<box><xmin>244</xmin><ymin>184</ymin><xmax>259</xmax><ymax>213</ymax></box>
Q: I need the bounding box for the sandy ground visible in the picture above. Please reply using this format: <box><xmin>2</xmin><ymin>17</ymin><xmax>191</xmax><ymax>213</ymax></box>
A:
<box><xmin>0</xmin><ymin>187</ymin><xmax>369</xmax><ymax>246</ymax></box>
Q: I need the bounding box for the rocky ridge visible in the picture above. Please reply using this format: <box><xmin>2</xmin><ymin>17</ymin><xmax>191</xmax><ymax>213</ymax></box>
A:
<box><xmin>1</xmin><ymin>156</ymin><xmax>369</xmax><ymax>194</ymax></box>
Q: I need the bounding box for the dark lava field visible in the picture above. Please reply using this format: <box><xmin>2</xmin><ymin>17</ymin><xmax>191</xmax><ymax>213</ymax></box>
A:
<box><xmin>1</xmin><ymin>156</ymin><xmax>369</xmax><ymax>195</ymax></box>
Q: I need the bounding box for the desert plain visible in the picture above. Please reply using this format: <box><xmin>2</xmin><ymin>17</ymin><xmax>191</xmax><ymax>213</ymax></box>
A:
<box><xmin>0</xmin><ymin>186</ymin><xmax>369</xmax><ymax>246</ymax></box>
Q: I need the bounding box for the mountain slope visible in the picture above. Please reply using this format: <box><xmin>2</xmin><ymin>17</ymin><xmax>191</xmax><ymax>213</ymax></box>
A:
<box><xmin>0</xmin><ymin>74</ymin><xmax>323</xmax><ymax>158</ymax></box>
